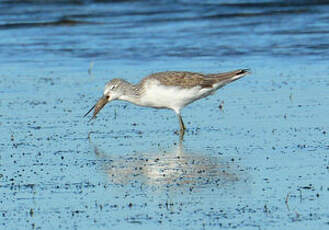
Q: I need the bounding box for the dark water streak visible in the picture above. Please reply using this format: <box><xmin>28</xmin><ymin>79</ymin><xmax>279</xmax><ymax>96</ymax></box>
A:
<box><xmin>0</xmin><ymin>0</ymin><xmax>328</xmax><ymax>64</ymax></box>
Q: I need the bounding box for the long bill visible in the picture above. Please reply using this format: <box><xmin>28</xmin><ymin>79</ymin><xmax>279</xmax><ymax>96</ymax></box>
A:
<box><xmin>83</xmin><ymin>95</ymin><xmax>109</xmax><ymax>121</ymax></box>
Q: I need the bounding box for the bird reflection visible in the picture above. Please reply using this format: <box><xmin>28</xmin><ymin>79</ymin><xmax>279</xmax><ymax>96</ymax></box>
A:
<box><xmin>88</xmin><ymin>137</ymin><xmax>245</xmax><ymax>192</ymax></box>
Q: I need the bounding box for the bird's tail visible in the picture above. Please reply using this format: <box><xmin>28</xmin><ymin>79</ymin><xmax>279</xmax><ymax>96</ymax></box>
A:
<box><xmin>205</xmin><ymin>69</ymin><xmax>250</xmax><ymax>89</ymax></box>
<box><xmin>207</xmin><ymin>69</ymin><xmax>250</xmax><ymax>81</ymax></box>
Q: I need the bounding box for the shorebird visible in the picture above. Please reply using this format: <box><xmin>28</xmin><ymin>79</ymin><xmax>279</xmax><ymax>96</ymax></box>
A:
<box><xmin>84</xmin><ymin>69</ymin><xmax>249</xmax><ymax>138</ymax></box>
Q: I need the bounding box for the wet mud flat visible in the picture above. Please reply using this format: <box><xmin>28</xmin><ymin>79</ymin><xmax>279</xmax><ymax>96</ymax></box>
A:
<box><xmin>1</xmin><ymin>0</ymin><xmax>329</xmax><ymax>229</ymax></box>
<box><xmin>1</xmin><ymin>59</ymin><xmax>328</xmax><ymax>230</ymax></box>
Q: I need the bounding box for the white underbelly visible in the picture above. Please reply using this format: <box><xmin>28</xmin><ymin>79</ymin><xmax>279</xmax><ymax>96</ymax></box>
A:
<box><xmin>139</xmin><ymin>83</ymin><xmax>214</xmax><ymax>112</ymax></box>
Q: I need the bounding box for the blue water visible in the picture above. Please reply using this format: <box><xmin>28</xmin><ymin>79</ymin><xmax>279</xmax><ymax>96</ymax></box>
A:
<box><xmin>0</xmin><ymin>0</ymin><xmax>328</xmax><ymax>229</ymax></box>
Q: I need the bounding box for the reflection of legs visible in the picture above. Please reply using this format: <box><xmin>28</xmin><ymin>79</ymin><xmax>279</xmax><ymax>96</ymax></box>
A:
<box><xmin>177</xmin><ymin>113</ymin><xmax>186</xmax><ymax>138</ymax></box>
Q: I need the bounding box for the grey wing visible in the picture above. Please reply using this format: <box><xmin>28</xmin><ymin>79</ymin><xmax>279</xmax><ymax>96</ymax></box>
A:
<box><xmin>145</xmin><ymin>71</ymin><xmax>216</xmax><ymax>89</ymax></box>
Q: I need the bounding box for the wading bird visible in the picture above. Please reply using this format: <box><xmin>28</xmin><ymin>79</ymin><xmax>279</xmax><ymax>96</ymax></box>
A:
<box><xmin>84</xmin><ymin>69</ymin><xmax>249</xmax><ymax>138</ymax></box>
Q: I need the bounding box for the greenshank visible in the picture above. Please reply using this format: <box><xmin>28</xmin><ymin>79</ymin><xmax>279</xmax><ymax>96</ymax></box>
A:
<box><xmin>84</xmin><ymin>69</ymin><xmax>249</xmax><ymax>137</ymax></box>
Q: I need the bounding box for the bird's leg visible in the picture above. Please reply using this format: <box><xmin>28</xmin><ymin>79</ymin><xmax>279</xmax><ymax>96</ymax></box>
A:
<box><xmin>177</xmin><ymin>113</ymin><xmax>186</xmax><ymax>138</ymax></box>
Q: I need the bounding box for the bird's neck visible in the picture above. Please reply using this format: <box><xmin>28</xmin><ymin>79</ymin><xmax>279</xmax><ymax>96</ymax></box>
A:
<box><xmin>118</xmin><ymin>82</ymin><xmax>142</xmax><ymax>105</ymax></box>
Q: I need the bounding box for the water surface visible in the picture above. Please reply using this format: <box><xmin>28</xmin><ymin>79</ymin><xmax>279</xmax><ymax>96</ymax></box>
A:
<box><xmin>0</xmin><ymin>0</ymin><xmax>328</xmax><ymax>229</ymax></box>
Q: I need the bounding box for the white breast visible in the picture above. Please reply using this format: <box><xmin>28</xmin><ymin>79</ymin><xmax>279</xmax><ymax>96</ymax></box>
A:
<box><xmin>139</xmin><ymin>80</ymin><xmax>215</xmax><ymax>113</ymax></box>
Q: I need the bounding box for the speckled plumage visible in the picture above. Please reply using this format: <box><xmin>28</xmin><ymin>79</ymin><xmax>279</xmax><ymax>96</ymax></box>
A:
<box><xmin>139</xmin><ymin>69</ymin><xmax>247</xmax><ymax>90</ymax></box>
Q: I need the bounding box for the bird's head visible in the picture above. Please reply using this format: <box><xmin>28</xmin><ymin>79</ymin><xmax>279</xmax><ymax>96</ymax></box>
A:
<box><xmin>84</xmin><ymin>79</ymin><xmax>126</xmax><ymax>120</ymax></box>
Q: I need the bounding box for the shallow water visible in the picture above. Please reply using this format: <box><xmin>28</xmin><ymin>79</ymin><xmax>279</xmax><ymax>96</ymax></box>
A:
<box><xmin>1</xmin><ymin>0</ymin><xmax>329</xmax><ymax>229</ymax></box>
